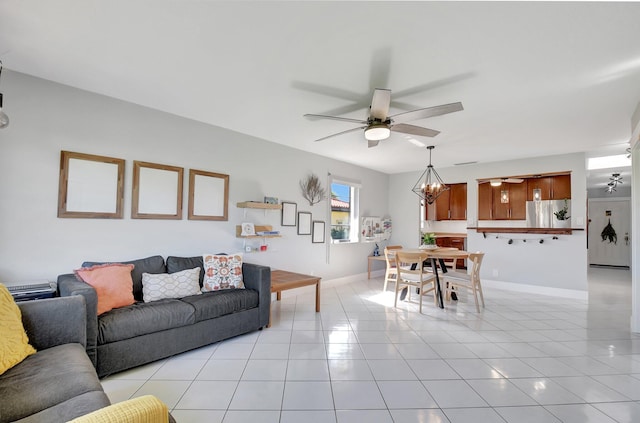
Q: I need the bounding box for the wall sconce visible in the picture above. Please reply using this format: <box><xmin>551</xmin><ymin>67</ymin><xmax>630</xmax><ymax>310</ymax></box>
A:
<box><xmin>500</xmin><ymin>190</ymin><xmax>509</xmax><ymax>203</ymax></box>
<box><xmin>532</xmin><ymin>188</ymin><xmax>542</xmax><ymax>202</ymax></box>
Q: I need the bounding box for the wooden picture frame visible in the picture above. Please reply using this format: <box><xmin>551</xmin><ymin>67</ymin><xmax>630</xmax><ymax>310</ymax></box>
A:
<box><xmin>58</xmin><ymin>150</ymin><xmax>125</xmax><ymax>219</ymax></box>
<box><xmin>281</xmin><ymin>201</ymin><xmax>297</xmax><ymax>226</ymax></box>
<box><xmin>188</xmin><ymin>169</ymin><xmax>229</xmax><ymax>221</ymax></box>
<box><xmin>297</xmin><ymin>211</ymin><xmax>312</xmax><ymax>235</ymax></box>
<box><xmin>132</xmin><ymin>161</ymin><xmax>184</xmax><ymax>219</ymax></box>
<box><xmin>312</xmin><ymin>220</ymin><xmax>325</xmax><ymax>243</ymax></box>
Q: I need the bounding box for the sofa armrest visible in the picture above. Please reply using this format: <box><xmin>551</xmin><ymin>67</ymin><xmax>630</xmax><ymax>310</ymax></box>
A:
<box><xmin>57</xmin><ymin>273</ymin><xmax>99</xmax><ymax>366</ymax></box>
<box><xmin>242</xmin><ymin>262</ymin><xmax>271</xmax><ymax>328</ymax></box>
<box><xmin>19</xmin><ymin>295</ymin><xmax>87</xmax><ymax>350</ymax></box>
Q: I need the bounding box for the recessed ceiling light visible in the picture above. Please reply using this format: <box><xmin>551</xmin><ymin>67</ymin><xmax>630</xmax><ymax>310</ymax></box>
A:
<box><xmin>587</xmin><ymin>154</ymin><xmax>631</xmax><ymax>170</ymax></box>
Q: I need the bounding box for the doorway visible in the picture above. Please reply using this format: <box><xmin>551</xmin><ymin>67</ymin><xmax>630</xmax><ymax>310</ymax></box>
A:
<box><xmin>588</xmin><ymin>198</ymin><xmax>631</xmax><ymax>267</ymax></box>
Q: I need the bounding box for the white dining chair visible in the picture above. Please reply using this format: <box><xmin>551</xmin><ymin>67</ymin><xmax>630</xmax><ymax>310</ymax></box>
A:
<box><xmin>443</xmin><ymin>252</ymin><xmax>485</xmax><ymax>312</ymax></box>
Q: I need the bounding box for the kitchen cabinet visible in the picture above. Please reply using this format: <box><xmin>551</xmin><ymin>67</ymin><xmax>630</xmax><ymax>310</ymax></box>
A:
<box><xmin>435</xmin><ymin>236</ymin><xmax>466</xmax><ymax>269</ymax></box>
<box><xmin>478</xmin><ymin>182</ymin><xmax>526</xmax><ymax>220</ymax></box>
<box><xmin>527</xmin><ymin>174</ymin><xmax>571</xmax><ymax>200</ymax></box>
<box><xmin>428</xmin><ymin>183</ymin><xmax>467</xmax><ymax>221</ymax></box>
<box><xmin>478</xmin><ymin>182</ymin><xmax>493</xmax><ymax>220</ymax></box>
<box><xmin>551</xmin><ymin>174</ymin><xmax>571</xmax><ymax>199</ymax></box>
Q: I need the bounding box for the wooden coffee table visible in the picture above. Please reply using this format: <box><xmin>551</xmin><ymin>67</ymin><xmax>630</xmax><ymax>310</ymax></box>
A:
<box><xmin>269</xmin><ymin>269</ymin><xmax>321</xmax><ymax>327</ymax></box>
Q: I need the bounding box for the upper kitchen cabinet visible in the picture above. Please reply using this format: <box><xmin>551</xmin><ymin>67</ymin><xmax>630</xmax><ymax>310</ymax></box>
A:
<box><xmin>479</xmin><ymin>172</ymin><xmax>570</xmax><ymax>221</ymax></box>
<box><xmin>551</xmin><ymin>174</ymin><xmax>571</xmax><ymax>199</ymax></box>
<box><xmin>526</xmin><ymin>173</ymin><xmax>571</xmax><ymax>201</ymax></box>
<box><xmin>491</xmin><ymin>181</ymin><xmax>526</xmax><ymax>220</ymax></box>
<box><xmin>428</xmin><ymin>183</ymin><xmax>467</xmax><ymax>221</ymax></box>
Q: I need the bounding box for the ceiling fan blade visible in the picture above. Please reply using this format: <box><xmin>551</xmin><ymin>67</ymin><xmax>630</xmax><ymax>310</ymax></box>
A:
<box><xmin>292</xmin><ymin>81</ymin><xmax>362</xmax><ymax>102</ymax></box>
<box><xmin>503</xmin><ymin>178</ymin><xmax>524</xmax><ymax>183</ymax></box>
<box><xmin>390</xmin><ymin>102</ymin><xmax>464</xmax><ymax>123</ymax></box>
<box><xmin>304</xmin><ymin>114</ymin><xmax>368</xmax><ymax>124</ymax></box>
<box><xmin>391</xmin><ymin>123</ymin><xmax>440</xmax><ymax>138</ymax></box>
<box><xmin>393</xmin><ymin>72</ymin><xmax>476</xmax><ymax>99</ymax></box>
<box><xmin>313</xmin><ymin>126</ymin><xmax>367</xmax><ymax>142</ymax></box>
<box><xmin>370</xmin><ymin>88</ymin><xmax>391</xmax><ymax>120</ymax></box>
<box><xmin>368</xmin><ymin>140</ymin><xmax>380</xmax><ymax>148</ymax></box>
<box><xmin>369</xmin><ymin>47</ymin><xmax>392</xmax><ymax>91</ymax></box>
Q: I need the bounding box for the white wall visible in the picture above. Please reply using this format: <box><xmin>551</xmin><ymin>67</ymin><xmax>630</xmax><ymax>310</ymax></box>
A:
<box><xmin>0</xmin><ymin>71</ymin><xmax>388</xmax><ymax>283</ymax></box>
<box><xmin>389</xmin><ymin>153</ymin><xmax>588</xmax><ymax>294</ymax></box>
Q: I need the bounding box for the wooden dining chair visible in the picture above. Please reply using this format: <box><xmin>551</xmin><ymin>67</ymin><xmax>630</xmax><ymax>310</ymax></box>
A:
<box><xmin>443</xmin><ymin>252</ymin><xmax>485</xmax><ymax>312</ymax></box>
<box><xmin>394</xmin><ymin>251</ymin><xmax>437</xmax><ymax>314</ymax></box>
<box><xmin>383</xmin><ymin>245</ymin><xmax>403</xmax><ymax>292</ymax></box>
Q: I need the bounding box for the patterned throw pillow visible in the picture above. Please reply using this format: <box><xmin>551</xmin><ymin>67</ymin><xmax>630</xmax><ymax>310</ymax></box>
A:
<box><xmin>142</xmin><ymin>267</ymin><xmax>201</xmax><ymax>303</ymax></box>
<box><xmin>75</xmin><ymin>264</ymin><xmax>136</xmax><ymax>315</ymax></box>
<box><xmin>202</xmin><ymin>253</ymin><xmax>244</xmax><ymax>291</ymax></box>
<box><xmin>0</xmin><ymin>283</ymin><xmax>37</xmax><ymax>375</ymax></box>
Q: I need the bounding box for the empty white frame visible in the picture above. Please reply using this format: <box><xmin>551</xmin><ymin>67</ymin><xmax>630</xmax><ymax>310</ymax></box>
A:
<box><xmin>132</xmin><ymin>161</ymin><xmax>184</xmax><ymax>219</ymax></box>
<box><xmin>281</xmin><ymin>202</ymin><xmax>297</xmax><ymax>226</ymax></box>
<box><xmin>298</xmin><ymin>211</ymin><xmax>312</xmax><ymax>235</ymax></box>
<box><xmin>188</xmin><ymin>169</ymin><xmax>229</xmax><ymax>221</ymax></box>
<box><xmin>58</xmin><ymin>150</ymin><xmax>125</xmax><ymax>218</ymax></box>
<box><xmin>312</xmin><ymin>221</ymin><xmax>325</xmax><ymax>243</ymax></box>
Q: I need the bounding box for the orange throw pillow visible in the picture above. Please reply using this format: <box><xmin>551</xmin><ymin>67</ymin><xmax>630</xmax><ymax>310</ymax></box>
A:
<box><xmin>75</xmin><ymin>264</ymin><xmax>135</xmax><ymax>315</ymax></box>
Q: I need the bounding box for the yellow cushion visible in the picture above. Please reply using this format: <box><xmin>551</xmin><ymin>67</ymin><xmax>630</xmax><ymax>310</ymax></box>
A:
<box><xmin>67</xmin><ymin>395</ymin><xmax>169</xmax><ymax>423</ymax></box>
<box><xmin>0</xmin><ymin>283</ymin><xmax>36</xmax><ymax>375</ymax></box>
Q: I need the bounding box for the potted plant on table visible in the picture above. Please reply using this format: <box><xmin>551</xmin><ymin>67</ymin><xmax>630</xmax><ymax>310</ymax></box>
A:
<box><xmin>421</xmin><ymin>232</ymin><xmax>437</xmax><ymax>249</ymax></box>
<box><xmin>553</xmin><ymin>199</ymin><xmax>571</xmax><ymax>228</ymax></box>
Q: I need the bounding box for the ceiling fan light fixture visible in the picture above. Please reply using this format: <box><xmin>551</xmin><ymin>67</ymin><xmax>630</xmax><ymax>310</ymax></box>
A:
<box><xmin>364</xmin><ymin>123</ymin><xmax>390</xmax><ymax>141</ymax></box>
<box><xmin>490</xmin><ymin>179</ymin><xmax>502</xmax><ymax>187</ymax></box>
<box><xmin>412</xmin><ymin>146</ymin><xmax>449</xmax><ymax>205</ymax></box>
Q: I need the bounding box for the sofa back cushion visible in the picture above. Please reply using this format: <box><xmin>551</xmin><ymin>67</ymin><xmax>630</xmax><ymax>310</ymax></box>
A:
<box><xmin>166</xmin><ymin>256</ymin><xmax>205</xmax><ymax>286</ymax></box>
<box><xmin>82</xmin><ymin>255</ymin><xmax>166</xmax><ymax>301</ymax></box>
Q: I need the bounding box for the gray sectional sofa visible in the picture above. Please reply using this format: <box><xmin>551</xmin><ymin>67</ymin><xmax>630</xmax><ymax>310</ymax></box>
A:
<box><xmin>0</xmin><ymin>295</ymin><xmax>111</xmax><ymax>422</ymax></box>
<box><xmin>57</xmin><ymin>255</ymin><xmax>271</xmax><ymax>378</ymax></box>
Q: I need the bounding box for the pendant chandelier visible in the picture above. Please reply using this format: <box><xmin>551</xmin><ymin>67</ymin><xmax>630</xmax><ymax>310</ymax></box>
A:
<box><xmin>411</xmin><ymin>145</ymin><xmax>449</xmax><ymax>205</ymax></box>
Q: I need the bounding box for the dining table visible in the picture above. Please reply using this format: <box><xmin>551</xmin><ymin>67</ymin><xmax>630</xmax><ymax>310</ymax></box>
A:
<box><xmin>398</xmin><ymin>247</ymin><xmax>471</xmax><ymax>309</ymax></box>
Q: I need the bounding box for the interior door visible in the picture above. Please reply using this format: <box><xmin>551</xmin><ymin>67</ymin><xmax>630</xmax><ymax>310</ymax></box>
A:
<box><xmin>588</xmin><ymin>199</ymin><xmax>631</xmax><ymax>267</ymax></box>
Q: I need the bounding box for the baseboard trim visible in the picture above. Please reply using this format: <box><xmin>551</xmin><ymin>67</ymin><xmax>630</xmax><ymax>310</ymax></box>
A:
<box><xmin>481</xmin><ymin>279</ymin><xmax>588</xmax><ymax>300</ymax></box>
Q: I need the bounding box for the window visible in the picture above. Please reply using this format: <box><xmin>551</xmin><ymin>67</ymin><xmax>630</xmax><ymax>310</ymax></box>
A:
<box><xmin>329</xmin><ymin>176</ymin><xmax>360</xmax><ymax>243</ymax></box>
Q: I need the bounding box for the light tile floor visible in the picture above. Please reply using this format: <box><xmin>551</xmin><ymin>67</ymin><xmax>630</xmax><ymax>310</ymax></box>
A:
<box><xmin>101</xmin><ymin>266</ymin><xmax>640</xmax><ymax>423</ymax></box>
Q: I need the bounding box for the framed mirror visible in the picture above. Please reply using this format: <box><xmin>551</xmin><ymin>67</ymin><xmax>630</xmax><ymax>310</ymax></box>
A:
<box><xmin>58</xmin><ymin>150</ymin><xmax>125</xmax><ymax>219</ymax></box>
<box><xmin>188</xmin><ymin>169</ymin><xmax>229</xmax><ymax>221</ymax></box>
<box><xmin>132</xmin><ymin>161</ymin><xmax>184</xmax><ymax>219</ymax></box>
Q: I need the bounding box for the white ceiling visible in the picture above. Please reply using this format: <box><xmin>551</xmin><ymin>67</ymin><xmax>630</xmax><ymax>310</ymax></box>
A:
<box><xmin>1</xmin><ymin>1</ymin><xmax>638</xmax><ymax>183</ymax></box>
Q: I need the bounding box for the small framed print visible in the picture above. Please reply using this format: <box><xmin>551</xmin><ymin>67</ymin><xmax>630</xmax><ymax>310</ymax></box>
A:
<box><xmin>241</xmin><ymin>222</ymin><xmax>255</xmax><ymax>236</ymax></box>
<box><xmin>297</xmin><ymin>212</ymin><xmax>312</xmax><ymax>235</ymax></box>
<box><xmin>264</xmin><ymin>196</ymin><xmax>278</xmax><ymax>204</ymax></box>
<box><xmin>312</xmin><ymin>221</ymin><xmax>325</xmax><ymax>243</ymax></box>
<box><xmin>281</xmin><ymin>201</ymin><xmax>297</xmax><ymax>226</ymax></box>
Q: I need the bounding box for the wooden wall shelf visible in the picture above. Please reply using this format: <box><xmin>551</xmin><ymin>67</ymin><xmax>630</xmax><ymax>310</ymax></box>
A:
<box><xmin>236</xmin><ymin>224</ymin><xmax>281</xmax><ymax>238</ymax></box>
<box><xmin>470</xmin><ymin>227</ymin><xmax>583</xmax><ymax>235</ymax></box>
<box><xmin>236</xmin><ymin>201</ymin><xmax>282</xmax><ymax>210</ymax></box>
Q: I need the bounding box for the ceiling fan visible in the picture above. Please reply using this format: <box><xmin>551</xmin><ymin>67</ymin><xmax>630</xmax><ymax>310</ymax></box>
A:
<box><xmin>304</xmin><ymin>88</ymin><xmax>463</xmax><ymax>148</ymax></box>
